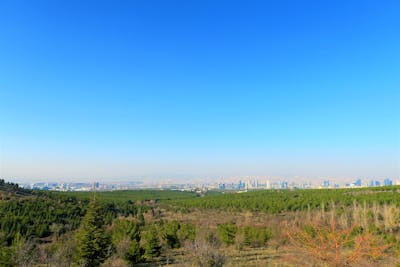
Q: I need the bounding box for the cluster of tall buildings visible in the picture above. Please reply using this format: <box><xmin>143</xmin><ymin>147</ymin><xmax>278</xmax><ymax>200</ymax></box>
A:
<box><xmin>218</xmin><ymin>178</ymin><xmax>312</xmax><ymax>190</ymax></box>
<box><xmin>219</xmin><ymin>178</ymin><xmax>398</xmax><ymax>191</ymax></box>
<box><xmin>17</xmin><ymin>177</ymin><xmax>399</xmax><ymax>192</ymax></box>
<box><xmin>342</xmin><ymin>178</ymin><xmax>395</xmax><ymax>188</ymax></box>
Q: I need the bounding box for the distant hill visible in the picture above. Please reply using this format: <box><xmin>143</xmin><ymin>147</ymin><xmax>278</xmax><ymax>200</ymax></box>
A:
<box><xmin>0</xmin><ymin>179</ymin><xmax>32</xmax><ymax>199</ymax></box>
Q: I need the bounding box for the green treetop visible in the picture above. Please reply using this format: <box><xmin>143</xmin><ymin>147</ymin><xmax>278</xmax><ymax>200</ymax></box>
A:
<box><xmin>75</xmin><ymin>199</ymin><xmax>111</xmax><ymax>267</ymax></box>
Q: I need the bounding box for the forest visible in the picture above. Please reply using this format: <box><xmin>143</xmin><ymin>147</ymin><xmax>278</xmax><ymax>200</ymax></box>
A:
<box><xmin>1</xmin><ymin>178</ymin><xmax>400</xmax><ymax>266</ymax></box>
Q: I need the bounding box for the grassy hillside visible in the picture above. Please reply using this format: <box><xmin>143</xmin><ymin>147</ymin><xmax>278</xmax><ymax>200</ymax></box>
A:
<box><xmin>0</xmin><ymin>179</ymin><xmax>33</xmax><ymax>199</ymax></box>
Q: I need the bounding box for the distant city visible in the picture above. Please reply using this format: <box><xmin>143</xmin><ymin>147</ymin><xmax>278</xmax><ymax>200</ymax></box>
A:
<box><xmin>10</xmin><ymin>177</ymin><xmax>400</xmax><ymax>192</ymax></box>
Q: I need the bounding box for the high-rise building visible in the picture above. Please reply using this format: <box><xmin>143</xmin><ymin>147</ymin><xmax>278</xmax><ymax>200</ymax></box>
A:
<box><xmin>354</xmin><ymin>179</ymin><xmax>362</xmax><ymax>187</ymax></box>
<box><xmin>384</xmin><ymin>179</ymin><xmax>393</xmax><ymax>186</ymax></box>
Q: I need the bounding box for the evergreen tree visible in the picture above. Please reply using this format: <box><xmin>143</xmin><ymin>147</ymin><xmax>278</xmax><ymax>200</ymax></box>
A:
<box><xmin>137</xmin><ymin>211</ymin><xmax>145</xmax><ymax>227</ymax></box>
<box><xmin>112</xmin><ymin>220</ymin><xmax>140</xmax><ymax>244</ymax></box>
<box><xmin>124</xmin><ymin>239</ymin><xmax>144</xmax><ymax>265</ymax></box>
<box><xmin>129</xmin><ymin>223</ymin><xmax>141</xmax><ymax>243</ymax></box>
<box><xmin>162</xmin><ymin>220</ymin><xmax>181</xmax><ymax>249</ymax></box>
<box><xmin>113</xmin><ymin>219</ymin><xmax>144</xmax><ymax>265</ymax></box>
<box><xmin>75</xmin><ymin>199</ymin><xmax>111</xmax><ymax>267</ymax></box>
<box><xmin>217</xmin><ymin>223</ymin><xmax>237</xmax><ymax>245</ymax></box>
<box><xmin>0</xmin><ymin>246</ymin><xmax>13</xmax><ymax>267</ymax></box>
<box><xmin>144</xmin><ymin>227</ymin><xmax>161</xmax><ymax>258</ymax></box>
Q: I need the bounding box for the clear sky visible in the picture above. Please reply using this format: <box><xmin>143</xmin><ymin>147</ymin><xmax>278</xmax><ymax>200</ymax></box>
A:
<box><xmin>0</xmin><ymin>0</ymin><xmax>399</xmax><ymax>182</ymax></box>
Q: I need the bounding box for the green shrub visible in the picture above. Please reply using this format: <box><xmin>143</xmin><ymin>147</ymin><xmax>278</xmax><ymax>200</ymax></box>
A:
<box><xmin>217</xmin><ymin>223</ymin><xmax>237</xmax><ymax>245</ymax></box>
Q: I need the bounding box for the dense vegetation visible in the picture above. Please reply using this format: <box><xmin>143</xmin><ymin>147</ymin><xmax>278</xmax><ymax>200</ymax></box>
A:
<box><xmin>167</xmin><ymin>187</ymin><xmax>400</xmax><ymax>213</ymax></box>
<box><xmin>0</xmin><ymin>180</ymin><xmax>202</xmax><ymax>266</ymax></box>
<box><xmin>0</xmin><ymin>191</ymin><xmax>141</xmax><ymax>245</ymax></box>
<box><xmin>59</xmin><ymin>189</ymin><xmax>198</xmax><ymax>202</ymax></box>
<box><xmin>1</xmin><ymin>179</ymin><xmax>400</xmax><ymax>266</ymax></box>
<box><xmin>0</xmin><ymin>181</ymin><xmax>198</xmax><ymax>245</ymax></box>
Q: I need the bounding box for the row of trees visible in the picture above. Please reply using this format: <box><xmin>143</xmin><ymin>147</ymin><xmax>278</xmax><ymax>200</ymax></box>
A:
<box><xmin>168</xmin><ymin>187</ymin><xmax>400</xmax><ymax>213</ymax></box>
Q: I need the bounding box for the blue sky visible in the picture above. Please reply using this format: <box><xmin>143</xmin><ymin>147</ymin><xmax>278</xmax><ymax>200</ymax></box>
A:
<box><xmin>1</xmin><ymin>0</ymin><xmax>399</xmax><ymax>182</ymax></box>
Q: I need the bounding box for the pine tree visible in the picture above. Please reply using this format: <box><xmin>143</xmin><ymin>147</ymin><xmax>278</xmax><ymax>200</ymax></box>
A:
<box><xmin>0</xmin><ymin>245</ymin><xmax>13</xmax><ymax>267</ymax></box>
<box><xmin>162</xmin><ymin>220</ymin><xmax>181</xmax><ymax>249</ymax></box>
<box><xmin>124</xmin><ymin>239</ymin><xmax>144</xmax><ymax>265</ymax></box>
<box><xmin>137</xmin><ymin>211</ymin><xmax>145</xmax><ymax>227</ymax></box>
<box><xmin>144</xmin><ymin>227</ymin><xmax>161</xmax><ymax>258</ymax></box>
<box><xmin>75</xmin><ymin>199</ymin><xmax>111</xmax><ymax>267</ymax></box>
<box><xmin>217</xmin><ymin>223</ymin><xmax>237</xmax><ymax>245</ymax></box>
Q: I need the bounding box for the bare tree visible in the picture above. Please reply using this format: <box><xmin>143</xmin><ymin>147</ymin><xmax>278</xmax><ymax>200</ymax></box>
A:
<box><xmin>283</xmin><ymin>215</ymin><xmax>392</xmax><ymax>267</ymax></box>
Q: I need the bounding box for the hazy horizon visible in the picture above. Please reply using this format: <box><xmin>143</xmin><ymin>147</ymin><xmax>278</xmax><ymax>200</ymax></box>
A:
<box><xmin>1</xmin><ymin>1</ymin><xmax>399</xmax><ymax>182</ymax></box>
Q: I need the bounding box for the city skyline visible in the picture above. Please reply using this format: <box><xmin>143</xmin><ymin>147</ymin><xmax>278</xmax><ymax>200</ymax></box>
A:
<box><xmin>4</xmin><ymin>173</ymin><xmax>400</xmax><ymax>187</ymax></box>
<box><xmin>13</xmin><ymin>176</ymin><xmax>400</xmax><ymax>192</ymax></box>
<box><xmin>1</xmin><ymin>1</ymin><xmax>399</xmax><ymax>181</ymax></box>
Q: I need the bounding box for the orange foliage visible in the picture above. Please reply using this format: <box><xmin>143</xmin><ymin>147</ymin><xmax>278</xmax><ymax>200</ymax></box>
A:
<box><xmin>283</xmin><ymin>217</ymin><xmax>391</xmax><ymax>266</ymax></box>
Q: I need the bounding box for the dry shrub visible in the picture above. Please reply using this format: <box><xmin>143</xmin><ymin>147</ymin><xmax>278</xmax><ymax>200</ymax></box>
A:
<box><xmin>184</xmin><ymin>228</ymin><xmax>226</xmax><ymax>267</ymax></box>
<box><xmin>282</xmin><ymin>215</ymin><xmax>392</xmax><ymax>267</ymax></box>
